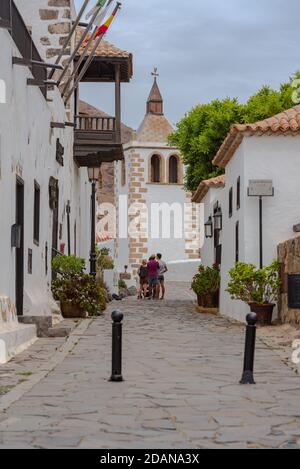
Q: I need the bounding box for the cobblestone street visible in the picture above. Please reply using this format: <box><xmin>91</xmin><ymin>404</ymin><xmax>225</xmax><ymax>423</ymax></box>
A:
<box><xmin>0</xmin><ymin>282</ymin><xmax>300</xmax><ymax>449</ymax></box>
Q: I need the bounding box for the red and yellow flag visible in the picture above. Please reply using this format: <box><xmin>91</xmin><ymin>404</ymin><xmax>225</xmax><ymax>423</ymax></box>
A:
<box><xmin>94</xmin><ymin>3</ymin><xmax>119</xmax><ymax>39</ymax></box>
<box><xmin>84</xmin><ymin>2</ymin><xmax>120</xmax><ymax>44</ymax></box>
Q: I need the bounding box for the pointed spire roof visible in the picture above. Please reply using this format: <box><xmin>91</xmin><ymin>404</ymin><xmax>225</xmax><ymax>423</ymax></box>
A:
<box><xmin>146</xmin><ymin>68</ymin><xmax>163</xmax><ymax>115</ymax></box>
<box><xmin>136</xmin><ymin>69</ymin><xmax>174</xmax><ymax>143</ymax></box>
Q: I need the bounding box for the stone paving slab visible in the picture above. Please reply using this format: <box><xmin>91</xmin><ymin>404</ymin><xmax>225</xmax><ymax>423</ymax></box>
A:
<box><xmin>0</xmin><ymin>319</ymin><xmax>92</xmax><ymax>412</ymax></box>
<box><xmin>0</xmin><ymin>283</ymin><xmax>300</xmax><ymax>448</ymax></box>
<box><xmin>0</xmin><ymin>318</ymin><xmax>82</xmax><ymax>395</ymax></box>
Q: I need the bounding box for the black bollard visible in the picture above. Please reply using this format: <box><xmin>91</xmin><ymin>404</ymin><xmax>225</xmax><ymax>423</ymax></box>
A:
<box><xmin>240</xmin><ymin>312</ymin><xmax>257</xmax><ymax>385</ymax></box>
<box><xmin>110</xmin><ymin>310</ymin><xmax>124</xmax><ymax>382</ymax></box>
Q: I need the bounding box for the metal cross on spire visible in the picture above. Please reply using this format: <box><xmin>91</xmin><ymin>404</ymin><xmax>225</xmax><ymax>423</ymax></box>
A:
<box><xmin>151</xmin><ymin>67</ymin><xmax>159</xmax><ymax>78</ymax></box>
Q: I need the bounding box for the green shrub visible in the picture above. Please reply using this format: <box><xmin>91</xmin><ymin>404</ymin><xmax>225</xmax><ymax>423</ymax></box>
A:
<box><xmin>52</xmin><ymin>255</ymin><xmax>85</xmax><ymax>278</ymax></box>
<box><xmin>96</xmin><ymin>247</ymin><xmax>114</xmax><ymax>273</ymax></box>
<box><xmin>191</xmin><ymin>265</ymin><xmax>220</xmax><ymax>296</ymax></box>
<box><xmin>52</xmin><ymin>274</ymin><xmax>106</xmax><ymax>316</ymax></box>
<box><xmin>118</xmin><ymin>279</ymin><xmax>127</xmax><ymax>290</ymax></box>
<box><xmin>226</xmin><ymin>261</ymin><xmax>281</xmax><ymax>305</ymax></box>
<box><xmin>51</xmin><ymin>255</ymin><xmax>106</xmax><ymax>316</ymax></box>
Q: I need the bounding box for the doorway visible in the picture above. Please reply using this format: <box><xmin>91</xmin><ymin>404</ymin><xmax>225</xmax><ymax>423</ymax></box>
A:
<box><xmin>16</xmin><ymin>177</ymin><xmax>24</xmax><ymax>315</ymax></box>
<box><xmin>49</xmin><ymin>177</ymin><xmax>59</xmax><ymax>254</ymax></box>
<box><xmin>49</xmin><ymin>177</ymin><xmax>59</xmax><ymax>280</ymax></box>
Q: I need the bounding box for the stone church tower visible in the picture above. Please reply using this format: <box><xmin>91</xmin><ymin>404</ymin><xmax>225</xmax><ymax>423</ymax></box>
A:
<box><xmin>115</xmin><ymin>73</ymin><xmax>200</xmax><ymax>279</ymax></box>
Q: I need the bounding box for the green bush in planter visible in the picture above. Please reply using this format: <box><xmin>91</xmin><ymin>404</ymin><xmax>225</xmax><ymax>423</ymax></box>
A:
<box><xmin>191</xmin><ymin>265</ymin><xmax>220</xmax><ymax>296</ymax></box>
<box><xmin>226</xmin><ymin>261</ymin><xmax>281</xmax><ymax>305</ymax></box>
<box><xmin>52</xmin><ymin>255</ymin><xmax>85</xmax><ymax>278</ymax></box>
<box><xmin>118</xmin><ymin>278</ymin><xmax>127</xmax><ymax>296</ymax></box>
<box><xmin>52</xmin><ymin>274</ymin><xmax>107</xmax><ymax>316</ymax></box>
<box><xmin>51</xmin><ymin>255</ymin><xmax>107</xmax><ymax>316</ymax></box>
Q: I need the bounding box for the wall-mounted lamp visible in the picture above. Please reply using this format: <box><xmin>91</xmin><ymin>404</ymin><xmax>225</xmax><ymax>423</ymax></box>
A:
<box><xmin>204</xmin><ymin>216</ymin><xmax>213</xmax><ymax>238</ymax></box>
<box><xmin>214</xmin><ymin>207</ymin><xmax>223</xmax><ymax>232</ymax></box>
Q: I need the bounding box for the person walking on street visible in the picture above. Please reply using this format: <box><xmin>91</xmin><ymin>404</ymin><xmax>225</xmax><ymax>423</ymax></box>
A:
<box><xmin>157</xmin><ymin>253</ymin><xmax>168</xmax><ymax>300</ymax></box>
<box><xmin>137</xmin><ymin>260</ymin><xmax>148</xmax><ymax>299</ymax></box>
<box><xmin>147</xmin><ymin>255</ymin><xmax>160</xmax><ymax>300</ymax></box>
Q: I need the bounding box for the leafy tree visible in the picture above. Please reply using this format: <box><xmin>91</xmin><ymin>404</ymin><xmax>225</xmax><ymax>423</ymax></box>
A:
<box><xmin>169</xmin><ymin>73</ymin><xmax>299</xmax><ymax>191</ymax></box>
<box><xmin>169</xmin><ymin>98</ymin><xmax>244</xmax><ymax>191</ymax></box>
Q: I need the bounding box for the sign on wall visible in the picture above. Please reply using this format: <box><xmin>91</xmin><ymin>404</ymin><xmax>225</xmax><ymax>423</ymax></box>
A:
<box><xmin>248</xmin><ymin>180</ymin><xmax>274</xmax><ymax>197</ymax></box>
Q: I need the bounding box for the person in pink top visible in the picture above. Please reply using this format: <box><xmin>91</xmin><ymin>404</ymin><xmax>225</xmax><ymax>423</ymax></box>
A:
<box><xmin>147</xmin><ymin>255</ymin><xmax>160</xmax><ymax>300</ymax></box>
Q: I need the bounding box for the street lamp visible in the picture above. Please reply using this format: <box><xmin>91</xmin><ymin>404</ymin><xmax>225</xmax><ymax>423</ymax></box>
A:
<box><xmin>214</xmin><ymin>207</ymin><xmax>223</xmax><ymax>232</ymax></box>
<box><xmin>88</xmin><ymin>167</ymin><xmax>101</xmax><ymax>183</ymax></box>
<box><xmin>88</xmin><ymin>166</ymin><xmax>101</xmax><ymax>277</ymax></box>
<box><xmin>204</xmin><ymin>216</ymin><xmax>213</xmax><ymax>238</ymax></box>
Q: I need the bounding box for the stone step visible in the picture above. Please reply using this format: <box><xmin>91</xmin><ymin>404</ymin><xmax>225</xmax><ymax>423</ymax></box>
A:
<box><xmin>47</xmin><ymin>326</ymin><xmax>72</xmax><ymax>338</ymax></box>
<box><xmin>0</xmin><ymin>324</ymin><xmax>37</xmax><ymax>364</ymax></box>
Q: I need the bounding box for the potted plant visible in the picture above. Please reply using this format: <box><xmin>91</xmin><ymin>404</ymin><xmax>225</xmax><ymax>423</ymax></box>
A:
<box><xmin>191</xmin><ymin>265</ymin><xmax>220</xmax><ymax>308</ymax></box>
<box><xmin>96</xmin><ymin>247</ymin><xmax>114</xmax><ymax>279</ymax></box>
<box><xmin>118</xmin><ymin>278</ymin><xmax>128</xmax><ymax>297</ymax></box>
<box><xmin>52</xmin><ymin>255</ymin><xmax>107</xmax><ymax>318</ymax></box>
<box><xmin>226</xmin><ymin>261</ymin><xmax>281</xmax><ymax>325</ymax></box>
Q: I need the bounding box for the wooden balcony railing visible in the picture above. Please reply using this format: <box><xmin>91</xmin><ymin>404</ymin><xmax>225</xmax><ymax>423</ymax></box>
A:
<box><xmin>75</xmin><ymin>116</ymin><xmax>116</xmax><ymax>133</ymax></box>
<box><xmin>0</xmin><ymin>0</ymin><xmax>47</xmax><ymax>98</ymax></box>
<box><xmin>74</xmin><ymin>115</ymin><xmax>123</xmax><ymax>166</ymax></box>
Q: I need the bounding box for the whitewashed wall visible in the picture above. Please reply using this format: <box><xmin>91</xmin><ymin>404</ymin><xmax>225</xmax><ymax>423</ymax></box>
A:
<box><xmin>200</xmin><ymin>187</ymin><xmax>226</xmax><ymax>268</ymax></box>
<box><xmin>219</xmin><ymin>143</ymin><xmax>247</xmax><ymax>321</ymax></box>
<box><xmin>218</xmin><ymin>135</ymin><xmax>300</xmax><ymax>322</ymax></box>
<box><xmin>114</xmin><ymin>156</ymin><xmax>130</xmax><ymax>273</ymax></box>
<box><xmin>0</xmin><ymin>23</ymin><xmax>90</xmax><ymax>319</ymax></box>
<box><xmin>124</xmin><ymin>144</ymin><xmax>190</xmax><ymax>263</ymax></box>
<box><xmin>243</xmin><ymin>135</ymin><xmax>300</xmax><ymax>264</ymax></box>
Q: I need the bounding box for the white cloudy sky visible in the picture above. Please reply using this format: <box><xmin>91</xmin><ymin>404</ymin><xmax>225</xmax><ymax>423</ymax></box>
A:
<box><xmin>75</xmin><ymin>0</ymin><xmax>300</xmax><ymax>129</ymax></box>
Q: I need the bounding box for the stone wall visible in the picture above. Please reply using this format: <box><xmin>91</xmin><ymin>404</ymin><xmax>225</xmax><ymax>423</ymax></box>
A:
<box><xmin>97</xmin><ymin>163</ymin><xmax>115</xmax><ymax>206</ymax></box>
<box><xmin>278</xmin><ymin>236</ymin><xmax>300</xmax><ymax>325</ymax></box>
<box><xmin>16</xmin><ymin>0</ymin><xmax>74</xmax><ymax>107</ymax></box>
<box><xmin>39</xmin><ymin>0</ymin><xmax>72</xmax><ymax>61</ymax></box>
<box><xmin>16</xmin><ymin>0</ymin><xmax>73</xmax><ymax>61</ymax></box>
<box><xmin>128</xmin><ymin>149</ymin><xmax>148</xmax><ymax>276</ymax></box>
<box><xmin>184</xmin><ymin>191</ymin><xmax>201</xmax><ymax>260</ymax></box>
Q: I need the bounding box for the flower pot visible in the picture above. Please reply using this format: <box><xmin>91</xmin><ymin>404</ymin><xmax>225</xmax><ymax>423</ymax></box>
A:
<box><xmin>203</xmin><ymin>294</ymin><xmax>214</xmax><ymax>308</ymax></box>
<box><xmin>61</xmin><ymin>302</ymin><xmax>87</xmax><ymax>319</ymax></box>
<box><xmin>249</xmin><ymin>303</ymin><xmax>275</xmax><ymax>326</ymax></box>
<box><xmin>197</xmin><ymin>294</ymin><xmax>204</xmax><ymax>307</ymax></box>
<box><xmin>197</xmin><ymin>293</ymin><xmax>219</xmax><ymax>308</ymax></box>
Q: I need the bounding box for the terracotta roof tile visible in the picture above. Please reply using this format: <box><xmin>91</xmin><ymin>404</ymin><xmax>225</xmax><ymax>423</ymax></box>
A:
<box><xmin>213</xmin><ymin>104</ymin><xmax>300</xmax><ymax>168</ymax></box>
<box><xmin>96</xmin><ymin>233</ymin><xmax>114</xmax><ymax>243</ymax></box>
<box><xmin>136</xmin><ymin>114</ymin><xmax>174</xmax><ymax>143</ymax></box>
<box><xmin>192</xmin><ymin>175</ymin><xmax>225</xmax><ymax>203</ymax></box>
<box><xmin>75</xmin><ymin>27</ymin><xmax>131</xmax><ymax>59</ymax></box>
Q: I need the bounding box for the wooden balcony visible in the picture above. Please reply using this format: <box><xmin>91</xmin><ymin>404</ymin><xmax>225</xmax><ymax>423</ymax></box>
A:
<box><xmin>74</xmin><ymin>116</ymin><xmax>123</xmax><ymax>167</ymax></box>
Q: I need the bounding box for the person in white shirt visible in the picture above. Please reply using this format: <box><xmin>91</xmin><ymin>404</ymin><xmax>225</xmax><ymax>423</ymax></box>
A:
<box><xmin>156</xmin><ymin>253</ymin><xmax>168</xmax><ymax>300</ymax></box>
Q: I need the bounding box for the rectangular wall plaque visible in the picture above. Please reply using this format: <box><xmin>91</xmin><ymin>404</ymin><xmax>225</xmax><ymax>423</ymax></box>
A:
<box><xmin>248</xmin><ymin>180</ymin><xmax>274</xmax><ymax>197</ymax></box>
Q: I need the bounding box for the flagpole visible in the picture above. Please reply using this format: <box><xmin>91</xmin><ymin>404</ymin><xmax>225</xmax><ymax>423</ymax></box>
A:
<box><xmin>48</xmin><ymin>0</ymin><xmax>91</xmax><ymax>80</ymax></box>
<box><xmin>64</xmin><ymin>2</ymin><xmax>121</xmax><ymax>105</ymax></box>
<box><xmin>57</xmin><ymin>4</ymin><xmax>102</xmax><ymax>86</ymax></box>
<box><xmin>61</xmin><ymin>0</ymin><xmax>114</xmax><ymax>97</ymax></box>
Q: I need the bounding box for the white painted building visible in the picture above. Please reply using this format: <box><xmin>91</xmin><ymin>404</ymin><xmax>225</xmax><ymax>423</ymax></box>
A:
<box><xmin>193</xmin><ymin>106</ymin><xmax>300</xmax><ymax>322</ymax></box>
<box><xmin>0</xmin><ymin>0</ymin><xmax>114</xmax><ymax>362</ymax></box>
<box><xmin>114</xmin><ymin>75</ymin><xmax>200</xmax><ymax>283</ymax></box>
